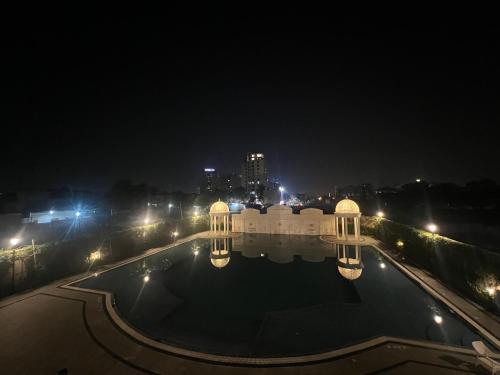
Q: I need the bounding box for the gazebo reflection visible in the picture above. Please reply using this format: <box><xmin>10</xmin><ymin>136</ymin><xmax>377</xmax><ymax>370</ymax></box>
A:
<box><xmin>210</xmin><ymin>238</ymin><xmax>231</xmax><ymax>269</ymax></box>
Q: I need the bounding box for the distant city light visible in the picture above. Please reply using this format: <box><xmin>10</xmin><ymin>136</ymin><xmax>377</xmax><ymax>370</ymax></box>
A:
<box><xmin>204</xmin><ymin>168</ymin><xmax>215</xmax><ymax>172</ymax></box>
<box><xmin>168</xmin><ymin>203</ymin><xmax>173</xmax><ymax>208</ymax></box>
<box><xmin>260</xmin><ymin>253</ymin><xmax>265</xmax><ymax>257</ymax></box>
<box><xmin>143</xmin><ymin>275</ymin><xmax>150</xmax><ymax>283</ymax></box>
<box><xmin>147</xmin><ymin>202</ymin><xmax>151</xmax><ymax>206</ymax></box>
<box><xmin>380</xmin><ymin>263</ymin><xmax>386</xmax><ymax>269</ymax></box>
<box><xmin>433</xmin><ymin>315</ymin><xmax>443</xmax><ymax>324</ymax></box>
<box><xmin>376</xmin><ymin>211</ymin><xmax>384</xmax><ymax>218</ymax></box>
<box><xmin>10</xmin><ymin>238</ymin><xmax>20</xmax><ymax>246</ymax></box>
<box><xmin>416</xmin><ymin>178</ymin><xmax>421</xmax><ymax>183</ymax></box>
<box><xmin>49</xmin><ymin>210</ymin><xmax>54</xmax><ymax>215</ymax></box>
<box><xmin>318</xmin><ymin>196</ymin><xmax>323</xmax><ymax>201</ymax></box>
<box><xmin>75</xmin><ymin>211</ymin><xmax>81</xmax><ymax>217</ymax></box>
<box><xmin>279</xmin><ymin>186</ymin><xmax>285</xmax><ymax>192</ymax></box>
<box><xmin>172</xmin><ymin>231</ymin><xmax>179</xmax><ymax>237</ymax></box>
<box><xmin>427</xmin><ymin>223</ymin><xmax>438</xmax><ymax>233</ymax></box>
<box><xmin>396</xmin><ymin>240</ymin><xmax>404</xmax><ymax>248</ymax></box>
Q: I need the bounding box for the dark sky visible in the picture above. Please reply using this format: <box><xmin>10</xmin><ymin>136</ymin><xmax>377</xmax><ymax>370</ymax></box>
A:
<box><xmin>4</xmin><ymin>12</ymin><xmax>499</xmax><ymax>193</ymax></box>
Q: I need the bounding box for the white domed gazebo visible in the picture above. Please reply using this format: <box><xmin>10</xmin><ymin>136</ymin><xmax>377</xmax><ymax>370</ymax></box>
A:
<box><xmin>334</xmin><ymin>198</ymin><xmax>361</xmax><ymax>240</ymax></box>
<box><xmin>209</xmin><ymin>200</ymin><xmax>230</xmax><ymax>235</ymax></box>
<box><xmin>210</xmin><ymin>238</ymin><xmax>230</xmax><ymax>268</ymax></box>
<box><xmin>337</xmin><ymin>244</ymin><xmax>363</xmax><ymax>280</ymax></box>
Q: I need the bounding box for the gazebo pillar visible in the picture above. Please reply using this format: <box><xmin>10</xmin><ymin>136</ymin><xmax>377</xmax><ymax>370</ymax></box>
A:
<box><xmin>341</xmin><ymin>217</ymin><xmax>346</xmax><ymax>239</ymax></box>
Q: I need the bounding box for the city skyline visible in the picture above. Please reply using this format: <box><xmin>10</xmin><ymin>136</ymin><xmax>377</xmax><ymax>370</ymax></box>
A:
<box><xmin>3</xmin><ymin>14</ymin><xmax>499</xmax><ymax>193</ymax></box>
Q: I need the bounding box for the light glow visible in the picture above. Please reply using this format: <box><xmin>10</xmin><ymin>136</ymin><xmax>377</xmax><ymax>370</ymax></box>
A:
<box><xmin>427</xmin><ymin>223</ymin><xmax>438</xmax><ymax>233</ymax></box>
<box><xmin>396</xmin><ymin>240</ymin><xmax>404</xmax><ymax>248</ymax></box>
<box><xmin>486</xmin><ymin>287</ymin><xmax>496</xmax><ymax>296</ymax></box>
<box><xmin>10</xmin><ymin>238</ymin><xmax>20</xmax><ymax>246</ymax></box>
<box><xmin>144</xmin><ymin>275</ymin><xmax>150</xmax><ymax>283</ymax></box>
<box><xmin>75</xmin><ymin>211</ymin><xmax>81</xmax><ymax>217</ymax></box>
<box><xmin>376</xmin><ymin>211</ymin><xmax>384</xmax><ymax>218</ymax></box>
<box><xmin>49</xmin><ymin>210</ymin><xmax>54</xmax><ymax>215</ymax></box>
<box><xmin>433</xmin><ymin>315</ymin><xmax>443</xmax><ymax>324</ymax></box>
<box><xmin>194</xmin><ymin>250</ymin><xmax>199</xmax><ymax>255</ymax></box>
<box><xmin>380</xmin><ymin>263</ymin><xmax>386</xmax><ymax>269</ymax></box>
<box><xmin>144</xmin><ymin>218</ymin><xmax>150</xmax><ymax>224</ymax></box>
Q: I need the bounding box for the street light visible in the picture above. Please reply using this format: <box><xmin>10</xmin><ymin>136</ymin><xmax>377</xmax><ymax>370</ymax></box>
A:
<box><xmin>376</xmin><ymin>211</ymin><xmax>384</xmax><ymax>218</ymax></box>
<box><xmin>10</xmin><ymin>238</ymin><xmax>20</xmax><ymax>247</ymax></box>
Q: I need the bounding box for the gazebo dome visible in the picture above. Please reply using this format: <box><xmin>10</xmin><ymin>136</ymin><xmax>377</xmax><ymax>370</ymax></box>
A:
<box><xmin>337</xmin><ymin>258</ymin><xmax>363</xmax><ymax>280</ymax></box>
<box><xmin>210</xmin><ymin>256</ymin><xmax>230</xmax><ymax>268</ymax></box>
<box><xmin>209</xmin><ymin>200</ymin><xmax>229</xmax><ymax>214</ymax></box>
<box><xmin>335</xmin><ymin>198</ymin><xmax>360</xmax><ymax>214</ymax></box>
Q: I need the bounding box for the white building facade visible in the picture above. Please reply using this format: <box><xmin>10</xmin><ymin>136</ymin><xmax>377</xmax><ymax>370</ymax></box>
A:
<box><xmin>231</xmin><ymin>198</ymin><xmax>361</xmax><ymax>238</ymax></box>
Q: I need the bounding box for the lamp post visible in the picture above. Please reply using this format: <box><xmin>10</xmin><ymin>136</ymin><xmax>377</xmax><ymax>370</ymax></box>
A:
<box><xmin>279</xmin><ymin>186</ymin><xmax>285</xmax><ymax>205</ymax></box>
<box><xmin>9</xmin><ymin>238</ymin><xmax>20</xmax><ymax>292</ymax></box>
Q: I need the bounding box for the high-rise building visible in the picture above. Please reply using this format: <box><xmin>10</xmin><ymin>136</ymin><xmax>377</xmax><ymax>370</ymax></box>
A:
<box><xmin>242</xmin><ymin>153</ymin><xmax>268</xmax><ymax>192</ymax></box>
<box><xmin>203</xmin><ymin>168</ymin><xmax>217</xmax><ymax>192</ymax></box>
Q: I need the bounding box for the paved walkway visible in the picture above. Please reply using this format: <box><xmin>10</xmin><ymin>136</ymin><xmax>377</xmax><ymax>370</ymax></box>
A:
<box><xmin>1</xmin><ymin>233</ymin><xmax>499</xmax><ymax>374</ymax></box>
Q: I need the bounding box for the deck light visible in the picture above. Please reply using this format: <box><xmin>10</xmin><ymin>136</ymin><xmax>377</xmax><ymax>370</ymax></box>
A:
<box><xmin>433</xmin><ymin>315</ymin><xmax>443</xmax><ymax>324</ymax></box>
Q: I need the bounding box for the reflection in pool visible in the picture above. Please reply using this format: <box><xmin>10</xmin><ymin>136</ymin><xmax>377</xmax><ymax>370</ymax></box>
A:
<box><xmin>74</xmin><ymin>234</ymin><xmax>489</xmax><ymax>357</ymax></box>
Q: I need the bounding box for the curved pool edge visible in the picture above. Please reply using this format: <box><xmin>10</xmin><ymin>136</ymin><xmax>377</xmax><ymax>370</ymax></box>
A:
<box><xmin>55</xmin><ymin>282</ymin><xmax>487</xmax><ymax>366</ymax></box>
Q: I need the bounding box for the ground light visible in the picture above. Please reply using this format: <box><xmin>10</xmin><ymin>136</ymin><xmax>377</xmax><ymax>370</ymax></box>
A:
<box><xmin>433</xmin><ymin>315</ymin><xmax>443</xmax><ymax>324</ymax></box>
<box><xmin>376</xmin><ymin>211</ymin><xmax>384</xmax><ymax>218</ymax></box>
<box><xmin>427</xmin><ymin>223</ymin><xmax>438</xmax><ymax>233</ymax></box>
<box><xmin>10</xmin><ymin>238</ymin><xmax>20</xmax><ymax>247</ymax></box>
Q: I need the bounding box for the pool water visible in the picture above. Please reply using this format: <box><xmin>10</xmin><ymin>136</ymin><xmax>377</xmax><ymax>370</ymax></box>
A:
<box><xmin>74</xmin><ymin>234</ymin><xmax>488</xmax><ymax>357</ymax></box>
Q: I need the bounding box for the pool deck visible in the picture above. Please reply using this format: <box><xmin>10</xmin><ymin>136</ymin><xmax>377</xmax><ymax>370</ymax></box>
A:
<box><xmin>1</xmin><ymin>232</ymin><xmax>500</xmax><ymax>374</ymax></box>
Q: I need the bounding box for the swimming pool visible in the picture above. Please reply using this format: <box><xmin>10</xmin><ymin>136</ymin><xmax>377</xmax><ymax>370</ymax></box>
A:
<box><xmin>73</xmin><ymin>234</ymin><xmax>489</xmax><ymax>357</ymax></box>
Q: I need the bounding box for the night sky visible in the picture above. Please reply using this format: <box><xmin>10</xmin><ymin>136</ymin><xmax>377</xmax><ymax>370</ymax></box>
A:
<box><xmin>4</xmin><ymin>13</ymin><xmax>499</xmax><ymax>193</ymax></box>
